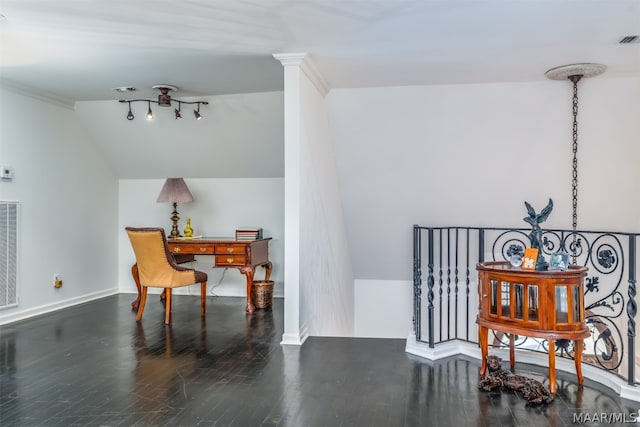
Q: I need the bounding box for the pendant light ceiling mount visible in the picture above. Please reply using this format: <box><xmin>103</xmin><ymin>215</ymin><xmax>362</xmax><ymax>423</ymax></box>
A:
<box><xmin>545</xmin><ymin>63</ymin><xmax>607</xmax><ymax>81</ymax></box>
<box><xmin>545</xmin><ymin>62</ymin><xmax>606</xmax><ymax>264</ymax></box>
<box><xmin>152</xmin><ymin>84</ymin><xmax>178</xmax><ymax>106</ymax></box>
<box><xmin>118</xmin><ymin>84</ymin><xmax>209</xmax><ymax>121</ymax></box>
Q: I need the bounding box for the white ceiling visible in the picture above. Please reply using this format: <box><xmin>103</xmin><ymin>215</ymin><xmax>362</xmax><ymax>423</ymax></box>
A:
<box><xmin>0</xmin><ymin>0</ymin><xmax>638</xmax><ymax>102</ymax></box>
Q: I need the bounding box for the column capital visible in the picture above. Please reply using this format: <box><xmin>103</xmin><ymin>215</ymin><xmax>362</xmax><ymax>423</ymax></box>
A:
<box><xmin>273</xmin><ymin>52</ymin><xmax>329</xmax><ymax>96</ymax></box>
<box><xmin>272</xmin><ymin>52</ymin><xmax>308</xmax><ymax>67</ymax></box>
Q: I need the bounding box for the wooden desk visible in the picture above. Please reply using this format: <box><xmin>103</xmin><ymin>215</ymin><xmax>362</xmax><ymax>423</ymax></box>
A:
<box><xmin>131</xmin><ymin>237</ymin><xmax>272</xmax><ymax>313</ymax></box>
<box><xmin>476</xmin><ymin>261</ymin><xmax>589</xmax><ymax>394</ymax></box>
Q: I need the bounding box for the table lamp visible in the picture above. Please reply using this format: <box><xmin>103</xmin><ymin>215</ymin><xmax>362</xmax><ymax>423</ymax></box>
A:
<box><xmin>156</xmin><ymin>178</ymin><xmax>193</xmax><ymax>238</ymax></box>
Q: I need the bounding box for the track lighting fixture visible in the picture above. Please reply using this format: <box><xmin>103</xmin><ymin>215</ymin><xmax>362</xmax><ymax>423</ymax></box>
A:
<box><xmin>126</xmin><ymin>101</ymin><xmax>134</xmax><ymax>120</ymax></box>
<box><xmin>118</xmin><ymin>85</ymin><xmax>209</xmax><ymax>121</ymax></box>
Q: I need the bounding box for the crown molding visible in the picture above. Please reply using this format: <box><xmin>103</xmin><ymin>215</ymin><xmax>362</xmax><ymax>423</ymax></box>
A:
<box><xmin>0</xmin><ymin>78</ymin><xmax>75</xmax><ymax>110</ymax></box>
<box><xmin>273</xmin><ymin>52</ymin><xmax>330</xmax><ymax>97</ymax></box>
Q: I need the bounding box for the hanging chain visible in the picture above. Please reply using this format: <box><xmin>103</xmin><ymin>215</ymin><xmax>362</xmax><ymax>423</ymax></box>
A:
<box><xmin>569</xmin><ymin>75</ymin><xmax>582</xmax><ymax>264</ymax></box>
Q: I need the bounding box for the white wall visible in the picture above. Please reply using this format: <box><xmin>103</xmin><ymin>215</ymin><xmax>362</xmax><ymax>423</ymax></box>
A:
<box><xmin>335</xmin><ymin>76</ymin><xmax>640</xmax><ymax>338</ymax></box>
<box><xmin>354</xmin><ymin>279</ymin><xmax>412</xmax><ymax>338</ymax></box>
<box><xmin>118</xmin><ymin>178</ymin><xmax>284</xmax><ymax>298</ymax></box>
<box><xmin>329</xmin><ymin>77</ymin><xmax>640</xmax><ymax>281</ymax></box>
<box><xmin>0</xmin><ymin>85</ymin><xmax>119</xmax><ymax>324</ymax></box>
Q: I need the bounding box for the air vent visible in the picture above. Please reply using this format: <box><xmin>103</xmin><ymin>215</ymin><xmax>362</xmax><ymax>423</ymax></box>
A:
<box><xmin>619</xmin><ymin>35</ymin><xmax>639</xmax><ymax>44</ymax></box>
<box><xmin>0</xmin><ymin>201</ymin><xmax>19</xmax><ymax>309</ymax></box>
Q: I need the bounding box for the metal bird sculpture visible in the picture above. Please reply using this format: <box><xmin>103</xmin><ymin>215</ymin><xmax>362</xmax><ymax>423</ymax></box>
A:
<box><xmin>523</xmin><ymin>198</ymin><xmax>553</xmax><ymax>270</ymax></box>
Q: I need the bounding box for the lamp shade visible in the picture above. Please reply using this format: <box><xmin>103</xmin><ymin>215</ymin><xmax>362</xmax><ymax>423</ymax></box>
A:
<box><xmin>156</xmin><ymin>178</ymin><xmax>194</xmax><ymax>203</ymax></box>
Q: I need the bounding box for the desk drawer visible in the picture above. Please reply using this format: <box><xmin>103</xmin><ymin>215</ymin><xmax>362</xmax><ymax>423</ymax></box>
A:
<box><xmin>169</xmin><ymin>245</ymin><xmax>214</xmax><ymax>255</ymax></box>
<box><xmin>215</xmin><ymin>244</ymin><xmax>247</xmax><ymax>255</ymax></box>
<box><xmin>215</xmin><ymin>255</ymin><xmax>247</xmax><ymax>266</ymax></box>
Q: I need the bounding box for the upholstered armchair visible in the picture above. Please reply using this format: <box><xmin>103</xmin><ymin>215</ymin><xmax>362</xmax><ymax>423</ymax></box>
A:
<box><xmin>125</xmin><ymin>227</ymin><xmax>208</xmax><ymax>325</ymax></box>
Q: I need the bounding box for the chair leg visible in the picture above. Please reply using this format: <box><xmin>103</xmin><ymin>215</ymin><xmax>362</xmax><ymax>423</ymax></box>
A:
<box><xmin>164</xmin><ymin>289</ymin><xmax>172</xmax><ymax>325</ymax></box>
<box><xmin>136</xmin><ymin>286</ymin><xmax>148</xmax><ymax>322</ymax></box>
<box><xmin>201</xmin><ymin>282</ymin><xmax>207</xmax><ymax>317</ymax></box>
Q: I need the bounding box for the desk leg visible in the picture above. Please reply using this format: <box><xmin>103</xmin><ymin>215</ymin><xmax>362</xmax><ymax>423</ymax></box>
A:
<box><xmin>264</xmin><ymin>261</ymin><xmax>273</xmax><ymax>281</ymax></box>
<box><xmin>548</xmin><ymin>340</ymin><xmax>556</xmax><ymax>395</ymax></box>
<box><xmin>131</xmin><ymin>264</ymin><xmax>141</xmax><ymax>310</ymax></box>
<box><xmin>479</xmin><ymin>326</ymin><xmax>488</xmax><ymax>377</ymax></box>
<box><xmin>574</xmin><ymin>339</ymin><xmax>584</xmax><ymax>384</ymax></box>
<box><xmin>240</xmin><ymin>266</ymin><xmax>255</xmax><ymax>313</ymax></box>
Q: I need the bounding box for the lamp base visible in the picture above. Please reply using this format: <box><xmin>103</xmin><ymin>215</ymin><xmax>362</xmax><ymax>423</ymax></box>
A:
<box><xmin>169</xmin><ymin>202</ymin><xmax>181</xmax><ymax>238</ymax></box>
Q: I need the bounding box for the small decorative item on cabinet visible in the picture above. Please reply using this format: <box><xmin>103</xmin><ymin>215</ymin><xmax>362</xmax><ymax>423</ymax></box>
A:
<box><xmin>550</xmin><ymin>252</ymin><xmax>570</xmax><ymax>270</ymax></box>
<box><xmin>521</xmin><ymin>248</ymin><xmax>539</xmax><ymax>270</ymax></box>
<box><xmin>523</xmin><ymin>199</ymin><xmax>553</xmax><ymax>270</ymax></box>
<box><xmin>509</xmin><ymin>253</ymin><xmax>523</xmax><ymax>268</ymax></box>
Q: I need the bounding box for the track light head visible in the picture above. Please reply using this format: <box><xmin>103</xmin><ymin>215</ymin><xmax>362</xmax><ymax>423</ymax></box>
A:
<box><xmin>175</xmin><ymin>108</ymin><xmax>182</xmax><ymax>120</ymax></box>
<box><xmin>126</xmin><ymin>102</ymin><xmax>134</xmax><ymax>120</ymax></box>
<box><xmin>193</xmin><ymin>103</ymin><xmax>204</xmax><ymax>120</ymax></box>
<box><xmin>146</xmin><ymin>101</ymin><xmax>153</xmax><ymax>120</ymax></box>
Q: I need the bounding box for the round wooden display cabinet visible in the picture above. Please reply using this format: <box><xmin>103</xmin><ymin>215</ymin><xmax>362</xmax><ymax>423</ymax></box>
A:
<box><xmin>476</xmin><ymin>261</ymin><xmax>590</xmax><ymax>394</ymax></box>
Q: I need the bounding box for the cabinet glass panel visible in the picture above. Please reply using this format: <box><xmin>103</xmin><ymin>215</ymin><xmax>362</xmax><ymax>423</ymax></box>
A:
<box><xmin>514</xmin><ymin>283</ymin><xmax>524</xmax><ymax>319</ymax></box>
<box><xmin>490</xmin><ymin>280</ymin><xmax>498</xmax><ymax>314</ymax></box>
<box><xmin>556</xmin><ymin>285</ymin><xmax>569</xmax><ymax>323</ymax></box>
<box><xmin>572</xmin><ymin>284</ymin><xmax>581</xmax><ymax>322</ymax></box>
<box><xmin>528</xmin><ymin>284</ymin><xmax>538</xmax><ymax>321</ymax></box>
<box><xmin>501</xmin><ymin>281</ymin><xmax>510</xmax><ymax>317</ymax></box>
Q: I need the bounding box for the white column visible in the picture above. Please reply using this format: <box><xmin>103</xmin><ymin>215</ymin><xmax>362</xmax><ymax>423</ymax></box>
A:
<box><xmin>273</xmin><ymin>53</ymin><xmax>306</xmax><ymax>345</ymax></box>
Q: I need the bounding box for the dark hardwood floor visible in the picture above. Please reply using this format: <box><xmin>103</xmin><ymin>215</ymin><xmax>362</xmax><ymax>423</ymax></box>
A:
<box><xmin>0</xmin><ymin>294</ymin><xmax>637</xmax><ymax>426</ymax></box>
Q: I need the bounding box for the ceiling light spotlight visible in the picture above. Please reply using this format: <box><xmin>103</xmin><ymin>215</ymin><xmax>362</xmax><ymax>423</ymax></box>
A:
<box><xmin>118</xmin><ymin>85</ymin><xmax>208</xmax><ymax>120</ymax></box>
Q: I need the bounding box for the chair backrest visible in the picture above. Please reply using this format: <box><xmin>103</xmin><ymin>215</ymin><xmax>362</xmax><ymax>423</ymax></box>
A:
<box><xmin>125</xmin><ymin>227</ymin><xmax>196</xmax><ymax>288</ymax></box>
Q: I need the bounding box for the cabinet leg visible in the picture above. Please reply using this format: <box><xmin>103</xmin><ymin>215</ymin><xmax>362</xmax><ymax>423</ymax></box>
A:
<box><xmin>479</xmin><ymin>326</ymin><xmax>488</xmax><ymax>377</ymax></box>
<box><xmin>548</xmin><ymin>340</ymin><xmax>556</xmax><ymax>395</ymax></box>
<box><xmin>574</xmin><ymin>339</ymin><xmax>584</xmax><ymax>384</ymax></box>
<box><xmin>509</xmin><ymin>333</ymin><xmax>515</xmax><ymax>371</ymax></box>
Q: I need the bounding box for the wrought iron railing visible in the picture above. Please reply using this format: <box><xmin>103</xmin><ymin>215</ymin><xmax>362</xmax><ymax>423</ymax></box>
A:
<box><xmin>412</xmin><ymin>225</ymin><xmax>638</xmax><ymax>386</ymax></box>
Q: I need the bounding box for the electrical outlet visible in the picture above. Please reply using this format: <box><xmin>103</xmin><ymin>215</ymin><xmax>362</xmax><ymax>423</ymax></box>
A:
<box><xmin>54</xmin><ymin>274</ymin><xmax>63</xmax><ymax>288</ymax></box>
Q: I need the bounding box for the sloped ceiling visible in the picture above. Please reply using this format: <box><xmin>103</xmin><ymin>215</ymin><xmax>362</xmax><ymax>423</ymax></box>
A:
<box><xmin>1</xmin><ymin>0</ymin><xmax>638</xmax><ymax>102</ymax></box>
<box><xmin>1</xmin><ymin>1</ymin><xmax>638</xmax><ymax>180</ymax></box>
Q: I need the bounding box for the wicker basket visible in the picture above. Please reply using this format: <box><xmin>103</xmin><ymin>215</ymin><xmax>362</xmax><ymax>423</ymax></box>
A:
<box><xmin>251</xmin><ymin>280</ymin><xmax>274</xmax><ymax>309</ymax></box>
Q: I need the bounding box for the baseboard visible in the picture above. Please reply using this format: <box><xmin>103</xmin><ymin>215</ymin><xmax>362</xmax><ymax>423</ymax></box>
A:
<box><xmin>0</xmin><ymin>288</ymin><xmax>119</xmax><ymax>326</ymax></box>
<box><xmin>405</xmin><ymin>333</ymin><xmax>640</xmax><ymax>403</ymax></box>
<box><xmin>281</xmin><ymin>324</ymin><xmax>309</xmax><ymax>346</ymax></box>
